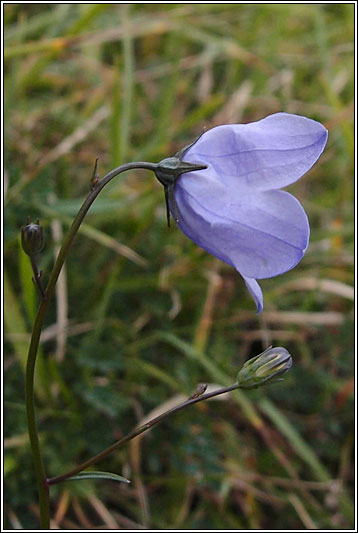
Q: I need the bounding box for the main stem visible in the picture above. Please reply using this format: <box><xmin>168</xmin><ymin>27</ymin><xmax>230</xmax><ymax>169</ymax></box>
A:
<box><xmin>25</xmin><ymin>162</ymin><xmax>157</xmax><ymax>529</ymax></box>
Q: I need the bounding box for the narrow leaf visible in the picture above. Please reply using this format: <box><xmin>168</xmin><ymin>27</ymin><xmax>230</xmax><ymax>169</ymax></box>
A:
<box><xmin>66</xmin><ymin>471</ymin><xmax>130</xmax><ymax>484</ymax></box>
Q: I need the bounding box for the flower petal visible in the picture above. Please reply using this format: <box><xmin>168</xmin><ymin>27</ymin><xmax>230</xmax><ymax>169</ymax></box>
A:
<box><xmin>184</xmin><ymin>112</ymin><xmax>328</xmax><ymax>191</ymax></box>
<box><xmin>174</xmin><ymin>184</ymin><xmax>309</xmax><ymax>279</ymax></box>
<box><xmin>242</xmin><ymin>276</ymin><xmax>263</xmax><ymax>314</ymax></box>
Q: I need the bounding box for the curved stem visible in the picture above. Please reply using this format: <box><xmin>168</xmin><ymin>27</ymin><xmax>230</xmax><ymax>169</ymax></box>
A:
<box><xmin>48</xmin><ymin>382</ymin><xmax>240</xmax><ymax>486</ymax></box>
<box><xmin>25</xmin><ymin>161</ymin><xmax>157</xmax><ymax>529</ymax></box>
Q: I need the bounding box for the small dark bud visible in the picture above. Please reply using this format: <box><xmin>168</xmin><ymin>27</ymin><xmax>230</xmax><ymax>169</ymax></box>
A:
<box><xmin>21</xmin><ymin>219</ymin><xmax>44</xmax><ymax>257</ymax></box>
<box><xmin>91</xmin><ymin>158</ymin><xmax>100</xmax><ymax>190</ymax></box>
<box><xmin>189</xmin><ymin>383</ymin><xmax>208</xmax><ymax>400</ymax></box>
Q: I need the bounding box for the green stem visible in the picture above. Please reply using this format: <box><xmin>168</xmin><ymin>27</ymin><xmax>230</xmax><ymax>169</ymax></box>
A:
<box><xmin>25</xmin><ymin>161</ymin><xmax>157</xmax><ymax>529</ymax></box>
<box><xmin>26</xmin><ymin>309</ymin><xmax>50</xmax><ymax>528</ymax></box>
<box><xmin>48</xmin><ymin>382</ymin><xmax>240</xmax><ymax>486</ymax></box>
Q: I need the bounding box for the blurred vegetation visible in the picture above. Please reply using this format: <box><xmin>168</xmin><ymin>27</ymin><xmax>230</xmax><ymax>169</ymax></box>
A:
<box><xmin>4</xmin><ymin>4</ymin><xmax>354</xmax><ymax>530</ymax></box>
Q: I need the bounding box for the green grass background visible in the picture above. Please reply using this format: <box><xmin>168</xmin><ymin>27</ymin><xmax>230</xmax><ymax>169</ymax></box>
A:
<box><xmin>4</xmin><ymin>3</ymin><xmax>354</xmax><ymax>530</ymax></box>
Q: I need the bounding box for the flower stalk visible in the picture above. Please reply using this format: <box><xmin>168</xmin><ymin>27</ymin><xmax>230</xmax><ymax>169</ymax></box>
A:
<box><xmin>25</xmin><ymin>161</ymin><xmax>157</xmax><ymax>529</ymax></box>
<box><xmin>25</xmin><ymin>157</ymin><xmax>208</xmax><ymax>527</ymax></box>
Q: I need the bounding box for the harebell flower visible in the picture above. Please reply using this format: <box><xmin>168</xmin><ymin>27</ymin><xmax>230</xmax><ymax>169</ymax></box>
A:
<box><xmin>158</xmin><ymin>113</ymin><xmax>328</xmax><ymax>312</ymax></box>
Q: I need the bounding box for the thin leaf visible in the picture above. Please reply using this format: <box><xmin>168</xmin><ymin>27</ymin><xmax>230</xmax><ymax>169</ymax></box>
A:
<box><xmin>66</xmin><ymin>471</ymin><xmax>130</xmax><ymax>484</ymax></box>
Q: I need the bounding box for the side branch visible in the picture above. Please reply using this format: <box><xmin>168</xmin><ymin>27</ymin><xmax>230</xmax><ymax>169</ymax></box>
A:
<box><xmin>48</xmin><ymin>382</ymin><xmax>240</xmax><ymax>486</ymax></box>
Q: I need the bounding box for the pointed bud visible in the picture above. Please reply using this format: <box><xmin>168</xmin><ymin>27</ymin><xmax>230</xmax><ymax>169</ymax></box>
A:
<box><xmin>237</xmin><ymin>347</ymin><xmax>292</xmax><ymax>389</ymax></box>
<box><xmin>21</xmin><ymin>219</ymin><xmax>44</xmax><ymax>257</ymax></box>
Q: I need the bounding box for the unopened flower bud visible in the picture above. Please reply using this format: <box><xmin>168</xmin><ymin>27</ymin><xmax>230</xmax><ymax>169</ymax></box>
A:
<box><xmin>237</xmin><ymin>347</ymin><xmax>292</xmax><ymax>389</ymax></box>
<box><xmin>21</xmin><ymin>219</ymin><xmax>44</xmax><ymax>256</ymax></box>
